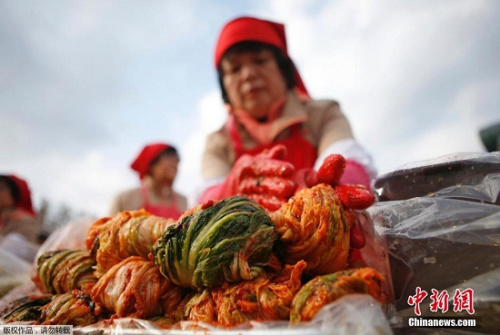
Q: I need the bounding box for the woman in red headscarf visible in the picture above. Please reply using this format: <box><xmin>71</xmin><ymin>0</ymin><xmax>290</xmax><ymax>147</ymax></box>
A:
<box><xmin>109</xmin><ymin>143</ymin><xmax>188</xmax><ymax>220</ymax></box>
<box><xmin>199</xmin><ymin>16</ymin><xmax>376</xmax><ymax>206</ymax></box>
<box><xmin>0</xmin><ymin>174</ymin><xmax>40</xmax><ymax>243</ymax></box>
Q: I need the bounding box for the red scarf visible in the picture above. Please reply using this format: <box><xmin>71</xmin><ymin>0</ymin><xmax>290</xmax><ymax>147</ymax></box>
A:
<box><xmin>228</xmin><ymin>96</ymin><xmax>286</xmax><ymax>146</ymax></box>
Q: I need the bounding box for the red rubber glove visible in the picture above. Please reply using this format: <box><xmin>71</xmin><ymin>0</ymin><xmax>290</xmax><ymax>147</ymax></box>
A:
<box><xmin>310</xmin><ymin>154</ymin><xmax>375</xmax><ymax>250</ymax></box>
<box><xmin>236</xmin><ymin>145</ymin><xmax>297</xmax><ymax>211</ymax></box>
<box><xmin>199</xmin><ymin>145</ymin><xmax>297</xmax><ymax>211</ymax></box>
<box><xmin>292</xmin><ymin>168</ymin><xmax>319</xmax><ymax>193</ymax></box>
<box><xmin>340</xmin><ymin>160</ymin><xmax>371</xmax><ymax>189</ymax></box>
<box><xmin>317</xmin><ymin>154</ymin><xmax>346</xmax><ymax>185</ymax></box>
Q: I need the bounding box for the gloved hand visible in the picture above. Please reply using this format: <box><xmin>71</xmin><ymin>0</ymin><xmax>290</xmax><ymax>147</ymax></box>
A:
<box><xmin>235</xmin><ymin>145</ymin><xmax>297</xmax><ymax>211</ymax></box>
<box><xmin>315</xmin><ymin>154</ymin><xmax>372</xmax><ymax>189</ymax></box>
<box><xmin>305</xmin><ymin>154</ymin><xmax>375</xmax><ymax>250</ymax></box>
<box><xmin>239</xmin><ymin>150</ymin><xmax>374</xmax><ymax>250</ymax></box>
<box><xmin>340</xmin><ymin>160</ymin><xmax>372</xmax><ymax>189</ymax></box>
<box><xmin>292</xmin><ymin>168</ymin><xmax>319</xmax><ymax>193</ymax></box>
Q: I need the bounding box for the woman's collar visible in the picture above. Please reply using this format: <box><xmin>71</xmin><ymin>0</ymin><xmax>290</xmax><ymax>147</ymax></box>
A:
<box><xmin>227</xmin><ymin>91</ymin><xmax>309</xmax><ymax>144</ymax></box>
<box><xmin>268</xmin><ymin>91</ymin><xmax>308</xmax><ymax>141</ymax></box>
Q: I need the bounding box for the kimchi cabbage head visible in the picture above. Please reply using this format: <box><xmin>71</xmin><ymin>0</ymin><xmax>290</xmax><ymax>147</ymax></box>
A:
<box><xmin>152</xmin><ymin>196</ymin><xmax>279</xmax><ymax>289</ymax></box>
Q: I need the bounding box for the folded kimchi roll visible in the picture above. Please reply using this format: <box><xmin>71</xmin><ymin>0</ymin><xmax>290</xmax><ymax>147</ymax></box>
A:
<box><xmin>183</xmin><ymin>290</ymin><xmax>217</xmax><ymax>324</ymax></box>
<box><xmin>86</xmin><ymin>210</ymin><xmax>174</xmax><ymax>277</ymax></box>
<box><xmin>90</xmin><ymin>256</ymin><xmax>172</xmax><ymax>319</ymax></box>
<box><xmin>35</xmin><ymin>249</ymin><xmax>97</xmax><ymax>294</ymax></box>
<box><xmin>183</xmin><ymin>260</ymin><xmax>306</xmax><ymax>327</ymax></box>
<box><xmin>290</xmin><ymin>267</ymin><xmax>387</xmax><ymax>322</ymax></box>
<box><xmin>40</xmin><ymin>291</ymin><xmax>102</xmax><ymax>326</ymax></box>
<box><xmin>271</xmin><ymin>184</ymin><xmax>350</xmax><ymax>276</ymax></box>
<box><xmin>152</xmin><ymin>196</ymin><xmax>279</xmax><ymax>289</ymax></box>
<box><xmin>0</xmin><ymin>295</ymin><xmax>52</xmax><ymax>323</ymax></box>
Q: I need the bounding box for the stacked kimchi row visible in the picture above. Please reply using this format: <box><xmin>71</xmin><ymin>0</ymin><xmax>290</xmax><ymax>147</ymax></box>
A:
<box><xmin>0</xmin><ymin>184</ymin><xmax>388</xmax><ymax>328</ymax></box>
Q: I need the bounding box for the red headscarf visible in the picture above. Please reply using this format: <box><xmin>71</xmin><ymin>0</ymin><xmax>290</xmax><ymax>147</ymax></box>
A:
<box><xmin>214</xmin><ymin>16</ymin><xmax>309</xmax><ymax>98</ymax></box>
<box><xmin>130</xmin><ymin>143</ymin><xmax>172</xmax><ymax>179</ymax></box>
<box><xmin>7</xmin><ymin>175</ymin><xmax>36</xmax><ymax>216</ymax></box>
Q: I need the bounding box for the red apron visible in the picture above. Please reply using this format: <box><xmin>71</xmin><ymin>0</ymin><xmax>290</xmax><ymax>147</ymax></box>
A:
<box><xmin>141</xmin><ymin>186</ymin><xmax>183</xmax><ymax>220</ymax></box>
<box><xmin>228</xmin><ymin>117</ymin><xmax>318</xmax><ymax>170</ymax></box>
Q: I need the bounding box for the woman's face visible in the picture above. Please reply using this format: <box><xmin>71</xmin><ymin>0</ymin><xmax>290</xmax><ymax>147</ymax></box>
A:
<box><xmin>221</xmin><ymin>49</ymin><xmax>288</xmax><ymax>120</ymax></box>
<box><xmin>0</xmin><ymin>180</ymin><xmax>15</xmax><ymax>210</ymax></box>
<box><xmin>149</xmin><ymin>154</ymin><xmax>179</xmax><ymax>184</ymax></box>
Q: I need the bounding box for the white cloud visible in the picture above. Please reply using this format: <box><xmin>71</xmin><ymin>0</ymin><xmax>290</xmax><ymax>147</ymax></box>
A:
<box><xmin>7</xmin><ymin>150</ymin><xmax>133</xmax><ymax>218</ymax></box>
<box><xmin>175</xmin><ymin>90</ymin><xmax>226</xmax><ymax>207</ymax></box>
<box><xmin>267</xmin><ymin>0</ymin><xmax>499</xmax><ymax>174</ymax></box>
<box><xmin>1</xmin><ymin>1</ymin><xmax>499</xmax><ymax>218</ymax></box>
<box><xmin>0</xmin><ymin>1</ymin><xmax>215</xmax><ymax>216</ymax></box>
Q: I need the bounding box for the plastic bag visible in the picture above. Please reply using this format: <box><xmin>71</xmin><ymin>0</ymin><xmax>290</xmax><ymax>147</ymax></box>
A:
<box><xmin>375</xmin><ymin>152</ymin><xmax>500</xmax><ymax>204</ymax></box>
<box><xmin>34</xmin><ymin>216</ymin><xmax>94</xmax><ymax>259</ymax></box>
<box><xmin>355</xmin><ymin>210</ymin><xmax>396</xmax><ymax>304</ymax></box>
<box><xmin>0</xmin><ymin>233</ymin><xmax>40</xmax><ymax>263</ymax></box>
<box><xmin>75</xmin><ymin>295</ymin><xmax>393</xmax><ymax>335</ymax></box>
<box><xmin>0</xmin><ymin>247</ymin><xmax>32</xmax><ymax>298</ymax></box>
<box><xmin>309</xmin><ymin>294</ymin><xmax>393</xmax><ymax>335</ymax></box>
<box><xmin>0</xmin><ymin>217</ymin><xmax>95</xmax><ymax>310</ymax></box>
<box><xmin>370</xmin><ymin>151</ymin><xmax>500</xmax><ymax>334</ymax></box>
<box><xmin>30</xmin><ymin>216</ymin><xmax>94</xmax><ymax>275</ymax></box>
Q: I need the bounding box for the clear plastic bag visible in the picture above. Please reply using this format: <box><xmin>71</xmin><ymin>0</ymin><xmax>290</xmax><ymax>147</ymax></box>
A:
<box><xmin>0</xmin><ymin>217</ymin><xmax>95</xmax><ymax>307</ymax></box>
<box><xmin>370</xmin><ymin>152</ymin><xmax>500</xmax><ymax>334</ymax></box>
<box><xmin>75</xmin><ymin>295</ymin><xmax>393</xmax><ymax>335</ymax></box>
<box><xmin>34</xmin><ymin>216</ymin><xmax>94</xmax><ymax>259</ymax></box>
<box><xmin>375</xmin><ymin>152</ymin><xmax>500</xmax><ymax>204</ymax></box>
<box><xmin>0</xmin><ymin>233</ymin><xmax>40</xmax><ymax>263</ymax></box>
<box><xmin>0</xmin><ymin>246</ymin><xmax>32</xmax><ymax>298</ymax></box>
<box><xmin>30</xmin><ymin>216</ymin><xmax>94</xmax><ymax>276</ymax></box>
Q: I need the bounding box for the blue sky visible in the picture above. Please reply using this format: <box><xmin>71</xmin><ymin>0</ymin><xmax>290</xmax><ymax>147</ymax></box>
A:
<box><xmin>1</xmin><ymin>1</ymin><xmax>499</xmax><ymax>217</ymax></box>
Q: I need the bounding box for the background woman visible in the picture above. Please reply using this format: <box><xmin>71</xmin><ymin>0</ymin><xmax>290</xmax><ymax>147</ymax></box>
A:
<box><xmin>110</xmin><ymin>142</ymin><xmax>187</xmax><ymax>220</ymax></box>
<box><xmin>0</xmin><ymin>174</ymin><xmax>40</xmax><ymax>244</ymax></box>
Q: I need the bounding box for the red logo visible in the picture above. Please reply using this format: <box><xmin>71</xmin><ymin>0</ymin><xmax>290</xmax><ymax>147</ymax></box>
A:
<box><xmin>408</xmin><ymin>287</ymin><xmax>475</xmax><ymax>316</ymax></box>
<box><xmin>429</xmin><ymin>289</ymin><xmax>449</xmax><ymax>313</ymax></box>
<box><xmin>453</xmin><ymin>288</ymin><xmax>475</xmax><ymax>315</ymax></box>
<box><xmin>408</xmin><ymin>287</ymin><xmax>428</xmax><ymax>316</ymax></box>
